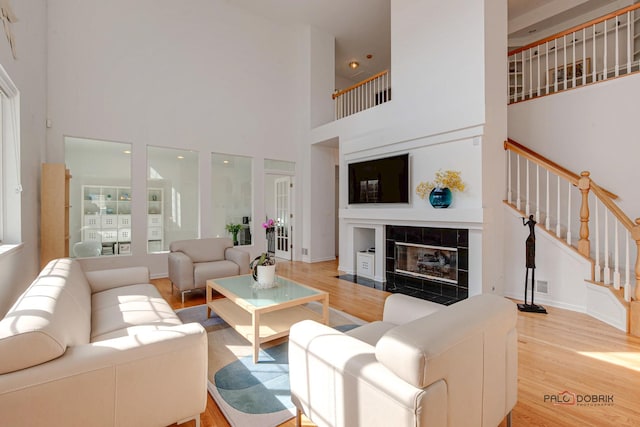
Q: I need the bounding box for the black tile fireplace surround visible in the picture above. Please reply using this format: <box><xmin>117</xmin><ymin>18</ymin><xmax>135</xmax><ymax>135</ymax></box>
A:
<box><xmin>385</xmin><ymin>225</ymin><xmax>469</xmax><ymax>305</ymax></box>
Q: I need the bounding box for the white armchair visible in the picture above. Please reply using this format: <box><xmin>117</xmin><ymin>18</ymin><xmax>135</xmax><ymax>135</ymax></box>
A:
<box><xmin>289</xmin><ymin>293</ymin><xmax>518</xmax><ymax>427</ymax></box>
<box><xmin>168</xmin><ymin>237</ymin><xmax>250</xmax><ymax>303</ymax></box>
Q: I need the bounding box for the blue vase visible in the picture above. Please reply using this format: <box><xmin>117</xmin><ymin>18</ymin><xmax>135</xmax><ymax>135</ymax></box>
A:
<box><xmin>429</xmin><ymin>187</ymin><xmax>452</xmax><ymax>208</ymax></box>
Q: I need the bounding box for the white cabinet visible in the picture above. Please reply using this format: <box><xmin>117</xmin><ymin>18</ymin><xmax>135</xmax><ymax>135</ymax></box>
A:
<box><xmin>356</xmin><ymin>251</ymin><xmax>375</xmax><ymax>279</ymax></box>
<box><xmin>81</xmin><ymin>185</ymin><xmax>163</xmax><ymax>255</ymax></box>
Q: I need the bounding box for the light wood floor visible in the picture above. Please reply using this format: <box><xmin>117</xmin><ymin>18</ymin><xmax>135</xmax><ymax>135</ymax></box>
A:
<box><xmin>159</xmin><ymin>259</ymin><xmax>640</xmax><ymax>427</ymax></box>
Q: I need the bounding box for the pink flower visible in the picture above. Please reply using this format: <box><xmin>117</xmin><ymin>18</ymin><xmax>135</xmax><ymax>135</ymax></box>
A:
<box><xmin>262</xmin><ymin>218</ymin><xmax>275</xmax><ymax>229</ymax></box>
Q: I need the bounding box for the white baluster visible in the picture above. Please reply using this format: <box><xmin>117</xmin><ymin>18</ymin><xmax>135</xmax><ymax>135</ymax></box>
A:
<box><xmin>554</xmin><ymin>38</ymin><xmax>558</xmax><ymax>92</ymax></box>
<box><xmin>556</xmin><ymin>175</ymin><xmax>561</xmax><ymax>237</ymax></box>
<box><xmin>582</xmin><ymin>28</ymin><xmax>587</xmax><ymax>86</ymax></box>
<box><xmin>572</xmin><ymin>31</ymin><xmax>576</xmax><ymax>88</ymax></box>
<box><xmin>545</xmin><ymin>170</ymin><xmax>550</xmax><ymax>229</ymax></box>
<box><xmin>545</xmin><ymin>42</ymin><xmax>549</xmax><ymax>94</ymax></box>
<box><xmin>604</xmin><ymin>20</ymin><xmax>608</xmax><ymax>80</ymax></box>
<box><xmin>507</xmin><ymin>150</ymin><xmax>512</xmax><ymax>204</ymax></box>
<box><xmin>536</xmin><ymin>164</ymin><xmax>540</xmax><ymax>222</ymax></box>
<box><xmin>614</xmin><ymin>16</ymin><xmax>620</xmax><ymax>77</ymax></box>
<box><xmin>536</xmin><ymin>47</ymin><xmax>540</xmax><ymax>97</ymax></box>
<box><xmin>627</xmin><ymin>12</ymin><xmax>632</xmax><ymax>74</ymax></box>
<box><xmin>529</xmin><ymin>48</ymin><xmax>533</xmax><ymax>98</ymax></box>
<box><xmin>604</xmin><ymin>209</ymin><xmax>611</xmax><ymax>285</ymax></box>
<box><xmin>566</xmin><ymin>181</ymin><xmax>572</xmax><ymax>245</ymax></box>
<box><xmin>625</xmin><ymin>232</ymin><xmax>630</xmax><ymax>301</ymax></box>
<box><xmin>520</xmin><ymin>52</ymin><xmax>524</xmax><ymax>101</ymax></box>
<box><xmin>595</xmin><ymin>200</ymin><xmax>601</xmax><ymax>282</ymax></box>
<box><xmin>526</xmin><ymin>159</ymin><xmax>530</xmax><ymax>216</ymax></box>
<box><xmin>592</xmin><ymin>24</ymin><xmax>597</xmax><ymax>82</ymax></box>
<box><xmin>614</xmin><ymin>221</ymin><xmax>620</xmax><ymax>289</ymax></box>
<box><xmin>516</xmin><ymin>155</ymin><xmax>521</xmax><ymax>211</ymax></box>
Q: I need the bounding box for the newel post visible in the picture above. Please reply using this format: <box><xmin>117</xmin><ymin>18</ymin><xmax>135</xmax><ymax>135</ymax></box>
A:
<box><xmin>630</xmin><ymin>219</ymin><xmax>640</xmax><ymax>337</ymax></box>
<box><xmin>633</xmin><ymin>219</ymin><xmax>640</xmax><ymax>301</ymax></box>
<box><xmin>577</xmin><ymin>171</ymin><xmax>591</xmax><ymax>257</ymax></box>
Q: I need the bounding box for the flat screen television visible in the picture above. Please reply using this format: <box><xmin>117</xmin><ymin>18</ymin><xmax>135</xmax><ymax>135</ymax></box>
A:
<box><xmin>348</xmin><ymin>153</ymin><xmax>410</xmax><ymax>204</ymax></box>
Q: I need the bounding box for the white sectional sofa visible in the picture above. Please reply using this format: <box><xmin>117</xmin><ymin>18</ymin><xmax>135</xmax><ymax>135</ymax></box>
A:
<box><xmin>289</xmin><ymin>293</ymin><xmax>518</xmax><ymax>427</ymax></box>
<box><xmin>0</xmin><ymin>258</ymin><xmax>207</xmax><ymax>427</ymax></box>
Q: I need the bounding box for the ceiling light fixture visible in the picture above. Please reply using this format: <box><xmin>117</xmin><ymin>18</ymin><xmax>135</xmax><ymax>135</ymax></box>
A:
<box><xmin>223</xmin><ymin>160</ymin><xmax>230</xmax><ymax>164</ymax></box>
<box><xmin>349</xmin><ymin>61</ymin><xmax>359</xmax><ymax>69</ymax></box>
<box><xmin>123</xmin><ymin>150</ymin><xmax>131</xmax><ymax>154</ymax></box>
<box><xmin>177</xmin><ymin>155</ymin><xmax>184</xmax><ymax>159</ymax></box>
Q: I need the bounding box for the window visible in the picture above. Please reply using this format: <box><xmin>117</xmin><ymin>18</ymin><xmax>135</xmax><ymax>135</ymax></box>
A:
<box><xmin>0</xmin><ymin>64</ymin><xmax>21</xmax><ymax>246</ymax></box>
<box><xmin>147</xmin><ymin>146</ymin><xmax>199</xmax><ymax>253</ymax></box>
<box><xmin>65</xmin><ymin>137</ymin><xmax>132</xmax><ymax>257</ymax></box>
<box><xmin>211</xmin><ymin>153</ymin><xmax>252</xmax><ymax>246</ymax></box>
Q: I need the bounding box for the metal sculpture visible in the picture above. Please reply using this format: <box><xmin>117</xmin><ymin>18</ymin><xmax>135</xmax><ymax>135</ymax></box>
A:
<box><xmin>518</xmin><ymin>215</ymin><xmax>547</xmax><ymax>313</ymax></box>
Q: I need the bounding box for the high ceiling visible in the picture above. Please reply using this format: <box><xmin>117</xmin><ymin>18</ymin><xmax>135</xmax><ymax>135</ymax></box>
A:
<box><xmin>231</xmin><ymin>0</ymin><xmax>390</xmax><ymax>84</ymax></box>
<box><xmin>231</xmin><ymin>0</ymin><xmax>626</xmax><ymax>84</ymax></box>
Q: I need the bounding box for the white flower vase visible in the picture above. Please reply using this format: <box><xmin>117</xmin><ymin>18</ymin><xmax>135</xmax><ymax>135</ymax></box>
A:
<box><xmin>255</xmin><ymin>264</ymin><xmax>276</xmax><ymax>288</ymax></box>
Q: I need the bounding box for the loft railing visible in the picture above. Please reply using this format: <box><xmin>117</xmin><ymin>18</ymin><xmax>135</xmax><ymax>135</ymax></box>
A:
<box><xmin>333</xmin><ymin>70</ymin><xmax>390</xmax><ymax>120</ymax></box>
<box><xmin>508</xmin><ymin>3</ymin><xmax>640</xmax><ymax>104</ymax></box>
<box><xmin>504</xmin><ymin>138</ymin><xmax>639</xmax><ymax>303</ymax></box>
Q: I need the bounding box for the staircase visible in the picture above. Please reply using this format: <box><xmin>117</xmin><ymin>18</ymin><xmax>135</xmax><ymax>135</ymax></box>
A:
<box><xmin>504</xmin><ymin>139</ymin><xmax>639</xmax><ymax>335</ymax></box>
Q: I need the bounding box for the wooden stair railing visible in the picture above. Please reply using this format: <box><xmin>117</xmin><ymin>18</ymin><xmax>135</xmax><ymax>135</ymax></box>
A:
<box><xmin>508</xmin><ymin>3</ymin><xmax>640</xmax><ymax>104</ymax></box>
<box><xmin>332</xmin><ymin>70</ymin><xmax>390</xmax><ymax>119</ymax></box>
<box><xmin>504</xmin><ymin>139</ymin><xmax>639</xmax><ymax>320</ymax></box>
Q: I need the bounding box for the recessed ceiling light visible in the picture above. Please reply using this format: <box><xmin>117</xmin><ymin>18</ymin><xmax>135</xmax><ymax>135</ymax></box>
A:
<box><xmin>223</xmin><ymin>160</ymin><xmax>229</xmax><ymax>164</ymax></box>
<box><xmin>177</xmin><ymin>155</ymin><xmax>184</xmax><ymax>159</ymax></box>
<box><xmin>349</xmin><ymin>61</ymin><xmax>359</xmax><ymax>69</ymax></box>
<box><xmin>123</xmin><ymin>150</ymin><xmax>131</xmax><ymax>154</ymax></box>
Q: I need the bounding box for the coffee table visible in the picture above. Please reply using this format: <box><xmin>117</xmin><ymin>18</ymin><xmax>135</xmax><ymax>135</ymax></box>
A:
<box><xmin>206</xmin><ymin>274</ymin><xmax>329</xmax><ymax>363</ymax></box>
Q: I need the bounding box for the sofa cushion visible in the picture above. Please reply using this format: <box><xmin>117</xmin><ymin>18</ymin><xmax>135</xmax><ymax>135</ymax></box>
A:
<box><xmin>91</xmin><ymin>284</ymin><xmax>181</xmax><ymax>341</ymax></box>
<box><xmin>169</xmin><ymin>237</ymin><xmax>233</xmax><ymax>263</ymax></box>
<box><xmin>193</xmin><ymin>260</ymin><xmax>240</xmax><ymax>287</ymax></box>
<box><xmin>0</xmin><ymin>258</ymin><xmax>92</xmax><ymax>374</ymax></box>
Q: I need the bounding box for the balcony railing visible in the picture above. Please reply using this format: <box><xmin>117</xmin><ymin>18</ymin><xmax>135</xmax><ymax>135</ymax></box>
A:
<box><xmin>508</xmin><ymin>3</ymin><xmax>640</xmax><ymax>104</ymax></box>
<box><xmin>333</xmin><ymin>70</ymin><xmax>390</xmax><ymax>119</ymax></box>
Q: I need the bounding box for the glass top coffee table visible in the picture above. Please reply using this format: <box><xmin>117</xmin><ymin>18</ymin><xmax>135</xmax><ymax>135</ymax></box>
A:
<box><xmin>206</xmin><ymin>274</ymin><xmax>329</xmax><ymax>363</ymax></box>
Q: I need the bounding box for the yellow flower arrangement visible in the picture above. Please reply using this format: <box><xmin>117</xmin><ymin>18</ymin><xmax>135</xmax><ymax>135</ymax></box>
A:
<box><xmin>416</xmin><ymin>170</ymin><xmax>465</xmax><ymax>199</ymax></box>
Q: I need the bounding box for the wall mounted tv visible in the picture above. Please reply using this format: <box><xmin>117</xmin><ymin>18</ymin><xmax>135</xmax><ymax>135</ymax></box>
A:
<box><xmin>348</xmin><ymin>153</ymin><xmax>410</xmax><ymax>204</ymax></box>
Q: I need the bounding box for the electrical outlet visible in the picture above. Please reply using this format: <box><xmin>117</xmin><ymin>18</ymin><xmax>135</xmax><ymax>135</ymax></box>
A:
<box><xmin>301</xmin><ymin>248</ymin><xmax>308</xmax><ymax>255</ymax></box>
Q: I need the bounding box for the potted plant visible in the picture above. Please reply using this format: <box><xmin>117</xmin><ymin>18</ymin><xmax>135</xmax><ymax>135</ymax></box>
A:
<box><xmin>225</xmin><ymin>223</ymin><xmax>242</xmax><ymax>245</ymax></box>
<box><xmin>250</xmin><ymin>252</ymin><xmax>276</xmax><ymax>288</ymax></box>
<box><xmin>416</xmin><ymin>170</ymin><xmax>465</xmax><ymax>208</ymax></box>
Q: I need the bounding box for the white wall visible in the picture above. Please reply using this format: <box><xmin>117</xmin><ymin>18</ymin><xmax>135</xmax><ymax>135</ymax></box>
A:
<box><xmin>309</xmin><ymin>143</ymin><xmax>339</xmax><ymax>262</ymax></box>
<box><xmin>310</xmin><ymin>27</ymin><xmax>335</xmax><ymax>128</ymax></box>
<box><xmin>0</xmin><ymin>0</ymin><xmax>47</xmax><ymax>316</ymax></box>
<box><xmin>308</xmin><ymin>0</ymin><xmax>507</xmax><ymax>296</ymax></box>
<box><xmin>508</xmin><ymin>73</ymin><xmax>640</xmax><ymax>217</ymax></box>
<box><xmin>481</xmin><ymin>0</ymin><xmax>508</xmax><ymax>294</ymax></box>
<box><xmin>45</xmin><ymin>0</ymin><xmax>308</xmax><ymax>275</ymax></box>
<box><xmin>391</xmin><ymin>0</ymin><xmax>486</xmax><ymax>133</ymax></box>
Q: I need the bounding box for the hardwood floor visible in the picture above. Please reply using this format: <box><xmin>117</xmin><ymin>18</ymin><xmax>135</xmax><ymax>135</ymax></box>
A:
<box><xmin>159</xmin><ymin>259</ymin><xmax>640</xmax><ymax>427</ymax></box>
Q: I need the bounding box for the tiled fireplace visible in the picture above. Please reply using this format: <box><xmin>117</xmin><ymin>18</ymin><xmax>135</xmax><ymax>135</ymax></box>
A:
<box><xmin>385</xmin><ymin>225</ymin><xmax>469</xmax><ymax>305</ymax></box>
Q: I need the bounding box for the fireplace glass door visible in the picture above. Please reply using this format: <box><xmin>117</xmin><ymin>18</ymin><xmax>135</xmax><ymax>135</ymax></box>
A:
<box><xmin>395</xmin><ymin>242</ymin><xmax>458</xmax><ymax>284</ymax></box>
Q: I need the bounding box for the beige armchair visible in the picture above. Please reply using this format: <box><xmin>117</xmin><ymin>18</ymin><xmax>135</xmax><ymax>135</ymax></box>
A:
<box><xmin>289</xmin><ymin>293</ymin><xmax>518</xmax><ymax>427</ymax></box>
<box><xmin>168</xmin><ymin>237</ymin><xmax>250</xmax><ymax>303</ymax></box>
